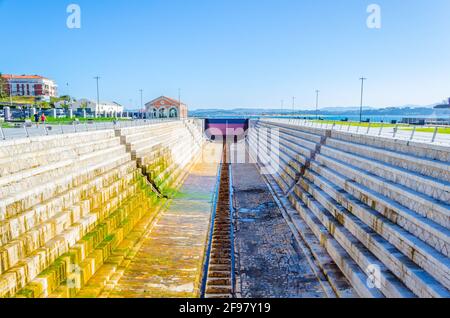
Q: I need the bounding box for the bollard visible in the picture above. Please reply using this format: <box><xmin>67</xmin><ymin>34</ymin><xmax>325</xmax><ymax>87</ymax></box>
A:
<box><xmin>4</xmin><ymin>107</ymin><xmax>11</xmax><ymax>121</ymax></box>
<box><xmin>24</xmin><ymin>124</ymin><xmax>30</xmax><ymax>138</ymax></box>
<box><xmin>366</xmin><ymin>123</ymin><xmax>371</xmax><ymax>134</ymax></box>
<box><xmin>431</xmin><ymin>127</ymin><xmax>438</xmax><ymax>143</ymax></box>
<box><xmin>44</xmin><ymin>125</ymin><xmax>49</xmax><ymax>136</ymax></box>
<box><xmin>0</xmin><ymin>125</ymin><xmax>5</xmax><ymax>140</ymax></box>
<box><xmin>356</xmin><ymin>125</ymin><xmax>360</xmax><ymax>133</ymax></box>
<box><xmin>60</xmin><ymin>123</ymin><xmax>64</xmax><ymax>134</ymax></box>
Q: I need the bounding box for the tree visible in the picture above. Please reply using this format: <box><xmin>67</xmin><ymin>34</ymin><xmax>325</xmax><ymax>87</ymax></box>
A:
<box><xmin>0</xmin><ymin>73</ymin><xmax>9</xmax><ymax>99</ymax></box>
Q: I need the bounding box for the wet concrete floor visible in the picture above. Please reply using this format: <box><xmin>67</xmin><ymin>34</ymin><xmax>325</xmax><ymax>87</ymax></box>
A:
<box><xmin>232</xmin><ymin>162</ymin><xmax>328</xmax><ymax>298</ymax></box>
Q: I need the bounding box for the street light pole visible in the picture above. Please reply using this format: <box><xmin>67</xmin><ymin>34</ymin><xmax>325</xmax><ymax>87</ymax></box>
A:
<box><xmin>65</xmin><ymin>82</ymin><xmax>70</xmax><ymax>108</ymax></box>
<box><xmin>292</xmin><ymin>96</ymin><xmax>296</xmax><ymax>117</ymax></box>
<box><xmin>94</xmin><ymin>76</ymin><xmax>101</xmax><ymax>112</ymax></box>
<box><xmin>9</xmin><ymin>75</ymin><xmax>13</xmax><ymax>107</ymax></box>
<box><xmin>315</xmin><ymin>90</ymin><xmax>320</xmax><ymax>120</ymax></box>
<box><xmin>359</xmin><ymin>77</ymin><xmax>367</xmax><ymax>123</ymax></box>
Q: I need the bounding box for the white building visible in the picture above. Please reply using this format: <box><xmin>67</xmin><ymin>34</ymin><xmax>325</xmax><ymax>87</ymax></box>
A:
<box><xmin>1</xmin><ymin>74</ymin><xmax>58</xmax><ymax>99</ymax></box>
<box><xmin>70</xmin><ymin>99</ymin><xmax>124</xmax><ymax>114</ymax></box>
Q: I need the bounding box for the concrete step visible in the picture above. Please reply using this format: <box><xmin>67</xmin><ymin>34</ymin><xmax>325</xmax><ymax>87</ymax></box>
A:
<box><xmin>308</xmin><ymin>160</ymin><xmax>450</xmax><ymax>271</ymax></box>
<box><xmin>13</xmin><ymin>190</ymin><xmax>153</xmax><ymax>298</ymax></box>
<box><xmin>0</xmin><ymin>137</ymin><xmax>121</xmax><ymax>177</ymax></box>
<box><xmin>315</xmin><ymin>153</ymin><xmax>450</xmax><ymax>229</ymax></box>
<box><xmin>0</xmin><ymin>160</ymin><xmax>137</xmax><ymax>233</ymax></box>
<box><xmin>118</xmin><ymin>122</ymin><xmax>183</xmax><ymax>137</ymax></box>
<box><xmin>258</xmin><ymin>121</ymin><xmax>327</xmax><ymax>142</ymax></box>
<box><xmin>128</xmin><ymin>128</ymin><xmax>188</xmax><ymax>152</ymax></box>
<box><xmin>0</xmin><ymin>169</ymin><xmax>141</xmax><ymax>273</ymax></box>
<box><xmin>0</xmin><ymin>153</ymin><xmax>133</xmax><ymax>220</ymax></box>
<box><xmin>294</xmin><ymin>184</ymin><xmax>416</xmax><ymax>298</ymax></box>
<box><xmin>126</xmin><ymin>128</ymin><xmax>184</xmax><ymax>149</ymax></box>
<box><xmin>120</xmin><ymin>124</ymin><xmax>184</xmax><ymax>143</ymax></box>
<box><xmin>326</xmin><ymin>137</ymin><xmax>450</xmax><ymax>183</ymax></box>
<box><xmin>298</xmin><ymin>176</ymin><xmax>449</xmax><ymax>297</ymax></box>
<box><xmin>288</xmin><ymin>191</ymin><xmax>384</xmax><ymax>298</ymax></box>
<box><xmin>0</xmin><ymin>130</ymin><xmax>117</xmax><ymax>159</ymax></box>
<box><xmin>321</xmin><ymin>144</ymin><xmax>450</xmax><ymax>203</ymax></box>
<box><xmin>330</xmin><ymin>130</ymin><xmax>450</xmax><ymax>163</ymax></box>
<box><xmin>0</xmin><ymin>145</ymin><xmax>128</xmax><ymax>198</ymax></box>
<box><xmin>257</xmin><ymin>123</ymin><xmax>321</xmax><ymax>152</ymax></box>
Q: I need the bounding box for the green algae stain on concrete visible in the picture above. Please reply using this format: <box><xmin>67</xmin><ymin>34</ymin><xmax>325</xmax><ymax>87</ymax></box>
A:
<box><xmin>105</xmin><ymin>143</ymin><xmax>223</xmax><ymax>298</ymax></box>
<box><xmin>172</xmin><ymin>190</ymin><xmax>212</xmax><ymax>201</ymax></box>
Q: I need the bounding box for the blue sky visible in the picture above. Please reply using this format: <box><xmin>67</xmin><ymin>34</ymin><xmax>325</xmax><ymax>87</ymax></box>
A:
<box><xmin>1</xmin><ymin>0</ymin><xmax>449</xmax><ymax>110</ymax></box>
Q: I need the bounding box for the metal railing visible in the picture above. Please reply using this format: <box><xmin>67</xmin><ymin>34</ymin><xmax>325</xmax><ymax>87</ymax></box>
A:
<box><xmin>261</xmin><ymin>118</ymin><xmax>450</xmax><ymax>146</ymax></box>
<box><xmin>0</xmin><ymin>118</ymin><xmax>179</xmax><ymax>141</ymax></box>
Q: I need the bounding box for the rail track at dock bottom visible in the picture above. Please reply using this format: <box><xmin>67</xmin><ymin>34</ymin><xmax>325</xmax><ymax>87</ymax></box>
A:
<box><xmin>202</xmin><ymin>143</ymin><xmax>235</xmax><ymax>298</ymax></box>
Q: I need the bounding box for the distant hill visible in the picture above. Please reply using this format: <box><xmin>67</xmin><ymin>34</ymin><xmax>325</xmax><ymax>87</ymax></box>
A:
<box><xmin>189</xmin><ymin>104</ymin><xmax>449</xmax><ymax>118</ymax></box>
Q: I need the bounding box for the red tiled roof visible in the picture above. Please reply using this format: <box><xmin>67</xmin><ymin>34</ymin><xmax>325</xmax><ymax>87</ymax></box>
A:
<box><xmin>1</xmin><ymin>74</ymin><xmax>47</xmax><ymax>80</ymax></box>
<box><xmin>148</xmin><ymin>96</ymin><xmax>185</xmax><ymax>106</ymax></box>
<box><xmin>164</xmin><ymin>96</ymin><xmax>181</xmax><ymax>105</ymax></box>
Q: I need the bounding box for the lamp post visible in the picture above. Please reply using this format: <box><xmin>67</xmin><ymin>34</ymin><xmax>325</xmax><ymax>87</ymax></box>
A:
<box><xmin>94</xmin><ymin>76</ymin><xmax>101</xmax><ymax>114</ymax></box>
<box><xmin>10</xmin><ymin>75</ymin><xmax>13</xmax><ymax>107</ymax></box>
<box><xmin>292</xmin><ymin>96</ymin><xmax>296</xmax><ymax>117</ymax></box>
<box><xmin>359</xmin><ymin>77</ymin><xmax>367</xmax><ymax>123</ymax></box>
<box><xmin>65</xmin><ymin>82</ymin><xmax>70</xmax><ymax>109</ymax></box>
<box><xmin>315</xmin><ymin>90</ymin><xmax>320</xmax><ymax>120</ymax></box>
<box><xmin>139</xmin><ymin>89</ymin><xmax>144</xmax><ymax>119</ymax></box>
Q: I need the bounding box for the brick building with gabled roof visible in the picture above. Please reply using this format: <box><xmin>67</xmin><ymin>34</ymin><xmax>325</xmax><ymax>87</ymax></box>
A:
<box><xmin>145</xmin><ymin>96</ymin><xmax>188</xmax><ymax>119</ymax></box>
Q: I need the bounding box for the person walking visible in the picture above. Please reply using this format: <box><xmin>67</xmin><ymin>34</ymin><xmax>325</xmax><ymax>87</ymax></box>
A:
<box><xmin>34</xmin><ymin>113</ymin><xmax>40</xmax><ymax>127</ymax></box>
<box><xmin>40</xmin><ymin>113</ymin><xmax>46</xmax><ymax>124</ymax></box>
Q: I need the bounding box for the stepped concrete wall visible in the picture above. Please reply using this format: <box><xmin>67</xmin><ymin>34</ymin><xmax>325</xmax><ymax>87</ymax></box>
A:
<box><xmin>0</xmin><ymin>120</ymin><xmax>204</xmax><ymax>298</ymax></box>
<box><xmin>248</xmin><ymin>119</ymin><xmax>450</xmax><ymax>298</ymax></box>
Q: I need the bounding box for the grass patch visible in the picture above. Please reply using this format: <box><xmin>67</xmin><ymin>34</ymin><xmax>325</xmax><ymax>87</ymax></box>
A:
<box><xmin>401</xmin><ymin>127</ymin><xmax>450</xmax><ymax>134</ymax></box>
<box><xmin>0</xmin><ymin>96</ymin><xmax>36</xmax><ymax>104</ymax></box>
<box><xmin>311</xmin><ymin>120</ymin><xmax>450</xmax><ymax>134</ymax></box>
<box><xmin>28</xmin><ymin>117</ymin><xmax>131</xmax><ymax>124</ymax></box>
<box><xmin>311</xmin><ymin>120</ymin><xmax>407</xmax><ymax>128</ymax></box>
<box><xmin>1</xmin><ymin>122</ymin><xmax>13</xmax><ymax>128</ymax></box>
